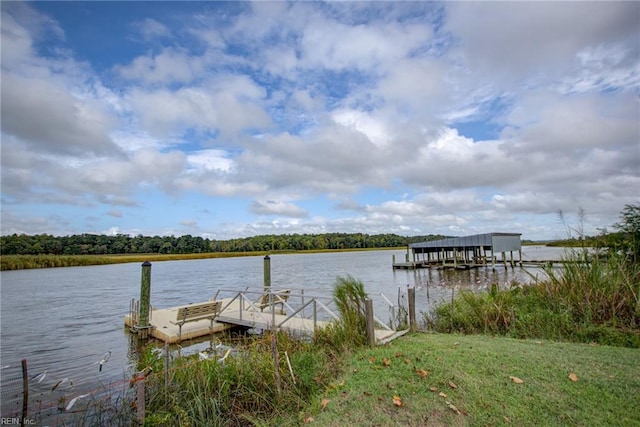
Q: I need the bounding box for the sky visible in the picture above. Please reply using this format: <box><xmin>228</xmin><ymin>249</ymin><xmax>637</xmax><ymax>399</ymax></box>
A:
<box><xmin>1</xmin><ymin>1</ymin><xmax>638</xmax><ymax>241</ymax></box>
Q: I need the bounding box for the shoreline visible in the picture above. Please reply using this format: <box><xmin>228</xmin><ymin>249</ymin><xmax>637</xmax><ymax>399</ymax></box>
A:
<box><xmin>0</xmin><ymin>247</ymin><xmax>405</xmax><ymax>271</ymax></box>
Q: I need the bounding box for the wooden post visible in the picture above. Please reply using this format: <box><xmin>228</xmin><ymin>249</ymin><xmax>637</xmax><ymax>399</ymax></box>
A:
<box><xmin>263</xmin><ymin>255</ymin><xmax>271</xmax><ymax>289</ymax></box>
<box><xmin>21</xmin><ymin>359</ymin><xmax>28</xmax><ymax>423</ymax></box>
<box><xmin>138</xmin><ymin>261</ymin><xmax>152</xmax><ymax>338</ymax></box>
<box><xmin>365</xmin><ymin>298</ymin><xmax>375</xmax><ymax>346</ymax></box>
<box><xmin>450</xmin><ymin>286</ymin><xmax>455</xmax><ymax>329</ymax></box>
<box><xmin>491</xmin><ymin>248</ymin><xmax>496</xmax><ymax>271</ymax></box>
<box><xmin>408</xmin><ymin>287</ymin><xmax>416</xmax><ymax>332</ymax></box>
<box><xmin>271</xmin><ymin>332</ymin><xmax>281</xmax><ymax>397</ymax></box>
<box><xmin>164</xmin><ymin>341</ymin><xmax>170</xmax><ymax>398</ymax></box>
<box><xmin>137</xmin><ymin>378</ymin><xmax>145</xmax><ymax>424</ymax></box>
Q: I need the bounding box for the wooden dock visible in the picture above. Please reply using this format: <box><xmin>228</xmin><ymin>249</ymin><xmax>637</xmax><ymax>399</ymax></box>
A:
<box><xmin>125</xmin><ymin>295</ymin><xmax>403</xmax><ymax>345</ymax></box>
<box><xmin>392</xmin><ymin>260</ymin><xmax>506</xmax><ymax>270</ymax></box>
<box><xmin>392</xmin><ymin>259</ymin><xmax>579</xmax><ymax>270</ymax></box>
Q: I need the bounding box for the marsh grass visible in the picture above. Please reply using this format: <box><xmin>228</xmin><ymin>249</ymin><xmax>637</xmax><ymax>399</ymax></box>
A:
<box><xmin>0</xmin><ymin>248</ymin><xmax>401</xmax><ymax>270</ymax></box>
<box><xmin>134</xmin><ymin>276</ymin><xmax>372</xmax><ymax>426</ymax></box>
<box><xmin>316</xmin><ymin>275</ymin><xmax>369</xmax><ymax>349</ymax></box>
<box><xmin>426</xmin><ymin>249</ymin><xmax>640</xmax><ymax>347</ymax></box>
<box><xmin>0</xmin><ymin>252</ymin><xmax>267</xmax><ymax>270</ymax></box>
<box><xmin>140</xmin><ymin>333</ymin><xmax>319</xmax><ymax>426</ymax></box>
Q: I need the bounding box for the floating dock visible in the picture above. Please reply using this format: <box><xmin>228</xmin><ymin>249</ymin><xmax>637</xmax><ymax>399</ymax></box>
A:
<box><xmin>127</xmin><ymin>258</ymin><xmax>405</xmax><ymax>345</ymax></box>
<box><xmin>125</xmin><ymin>291</ymin><xmax>403</xmax><ymax>345</ymax></box>
<box><xmin>124</xmin><ymin>298</ymin><xmax>236</xmax><ymax>344</ymax></box>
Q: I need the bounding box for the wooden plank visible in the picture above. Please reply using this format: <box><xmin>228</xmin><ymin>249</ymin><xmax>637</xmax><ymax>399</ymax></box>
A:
<box><xmin>173</xmin><ymin>301</ymin><xmax>221</xmax><ymax>324</ymax></box>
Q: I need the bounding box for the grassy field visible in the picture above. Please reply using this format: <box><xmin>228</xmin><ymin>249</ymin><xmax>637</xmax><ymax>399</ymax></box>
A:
<box><xmin>299</xmin><ymin>333</ymin><xmax>640</xmax><ymax>427</ymax></box>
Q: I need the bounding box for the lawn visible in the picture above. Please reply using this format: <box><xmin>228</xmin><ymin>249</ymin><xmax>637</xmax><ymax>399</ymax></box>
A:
<box><xmin>299</xmin><ymin>333</ymin><xmax>640</xmax><ymax>426</ymax></box>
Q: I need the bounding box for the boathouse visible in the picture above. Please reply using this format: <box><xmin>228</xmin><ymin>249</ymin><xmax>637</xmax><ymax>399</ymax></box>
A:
<box><xmin>396</xmin><ymin>232</ymin><xmax>522</xmax><ymax>269</ymax></box>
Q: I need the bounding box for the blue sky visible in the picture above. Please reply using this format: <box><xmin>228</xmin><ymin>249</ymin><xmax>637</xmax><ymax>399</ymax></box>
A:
<box><xmin>1</xmin><ymin>1</ymin><xmax>638</xmax><ymax>241</ymax></box>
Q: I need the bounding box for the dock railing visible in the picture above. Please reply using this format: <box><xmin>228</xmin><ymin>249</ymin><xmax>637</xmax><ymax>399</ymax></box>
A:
<box><xmin>211</xmin><ymin>287</ymin><xmax>396</xmax><ymax>335</ymax></box>
<box><xmin>129</xmin><ymin>298</ymin><xmax>153</xmax><ymax>328</ymax></box>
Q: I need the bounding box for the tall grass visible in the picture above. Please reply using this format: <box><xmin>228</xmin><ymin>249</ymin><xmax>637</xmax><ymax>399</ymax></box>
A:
<box><xmin>137</xmin><ymin>276</ymin><xmax>370</xmax><ymax>426</ymax></box>
<box><xmin>316</xmin><ymin>275</ymin><xmax>369</xmax><ymax>349</ymax></box>
<box><xmin>426</xmin><ymin>249</ymin><xmax>640</xmax><ymax>347</ymax></box>
<box><xmin>140</xmin><ymin>333</ymin><xmax>321</xmax><ymax>426</ymax></box>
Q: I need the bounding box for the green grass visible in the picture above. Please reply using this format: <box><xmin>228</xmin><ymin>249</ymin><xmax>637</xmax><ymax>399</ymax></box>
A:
<box><xmin>303</xmin><ymin>333</ymin><xmax>640</xmax><ymax>427</ymax></box>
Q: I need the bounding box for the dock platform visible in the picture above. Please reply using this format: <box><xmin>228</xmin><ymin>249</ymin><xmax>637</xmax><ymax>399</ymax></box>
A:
<box><xmin>124</xmin><ymin>298</ymin><xmax>238</xmax><ymax>344</ymax></box>
<box><xmin>125</xmin><ymin>295</ymin><xmax>402</xmax><ymax>345</ymax></box>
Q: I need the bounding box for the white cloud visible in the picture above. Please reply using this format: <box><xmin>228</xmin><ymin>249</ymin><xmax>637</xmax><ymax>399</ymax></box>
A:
<box><xmin>1</xmin><ymin>1</ymin><xmax>637</xmax><ymax>240</ymax></box>
<box><xmin>301</xmin><ymin>17</ymin><xmax>433</xmax><ymax>72</ymax></box>
<box><xmin>187</xmin><ymin>149</ymin><xmax>233</xmax><ymax>173</ymax></box>
<box><xmin>249</xmin><ymin>200</ymin><xmax>308</xmax><ymax>218</ymax></box>
<box><xmin>444</xmin><ymin>2</ymin><xmax>639</xmax><ymax>82</ymax></box>
<box><xmin>128</xmin><ymin>74</ymin><xmax>271</xmax><ymax>138</ymax></box>
<box><xmin>331</xmin><ymin>109</ymin><xmax>390</xmax><ymax>147</ymax></box>
<box><xmin>2</xmin><ymin>66</ymin><xmax>119</xmax><ymax>158</ymax></box>
<box><xmin>116</xmin><ymin>48</ymin><xmax>205</xmax><ymax>85</ymax></box>
<box><xmin>135</xmin><ymin>18</ymin><xmax>171</xmax><ymax>41</ymax></box>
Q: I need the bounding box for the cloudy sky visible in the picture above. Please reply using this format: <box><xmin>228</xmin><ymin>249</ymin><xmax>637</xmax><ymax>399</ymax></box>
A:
<box><xmin>1</xmin><ymin>1</ymin><xmax>638</xmax><ymax>241</ymax></box>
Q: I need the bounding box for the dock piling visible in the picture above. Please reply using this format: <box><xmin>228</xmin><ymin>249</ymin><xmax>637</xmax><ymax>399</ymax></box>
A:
<box><xmin>136</xmin><ymin>261</ymin><xmax>152</xmax><ymax>339</ymax></box>
<box><xmin>263</xmin><ymin>255</ymin><xmax>271</xmax><ymax>289</ymax></box>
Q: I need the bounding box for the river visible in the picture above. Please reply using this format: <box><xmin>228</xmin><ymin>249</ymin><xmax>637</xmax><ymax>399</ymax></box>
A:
<box><xmin>0</xmin><ymin>246</ymin><xmax>565</xmax><ymax>423</ymax></box>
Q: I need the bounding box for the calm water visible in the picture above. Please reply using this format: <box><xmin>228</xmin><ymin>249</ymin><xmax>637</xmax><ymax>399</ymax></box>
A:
<box><xmin>0</xmin><ymin>246</ymin><xmax>563</xmax><ymax>421</ymax></box>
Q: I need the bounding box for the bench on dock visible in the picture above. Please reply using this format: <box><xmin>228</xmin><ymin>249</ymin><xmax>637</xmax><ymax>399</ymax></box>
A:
<box><xmin>171</xmin><ymin>301</ymin><xmax>222</xmax><ymax>340</ymax></box>
<box><xmin>255</xmin><ymin>289</ymin><xmax>291</xmax><ymax>312</ymax></box>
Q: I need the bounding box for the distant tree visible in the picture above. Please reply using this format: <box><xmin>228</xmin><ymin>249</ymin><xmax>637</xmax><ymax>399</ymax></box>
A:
<box><xmin>0</xmin><ymin>231</ymin><xmax>453</xmax><ymax>256</ymax></box>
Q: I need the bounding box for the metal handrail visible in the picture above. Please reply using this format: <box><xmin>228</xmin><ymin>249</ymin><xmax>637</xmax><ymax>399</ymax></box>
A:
<box><xmin>211</xmin><ymin>287</ymin><xmax>396</xmax><ymax>334</ymax></box>
<box><xmin>276</xmin><ymin>297</ymin><xmax>339</xmax><ymax>329</ymax></box>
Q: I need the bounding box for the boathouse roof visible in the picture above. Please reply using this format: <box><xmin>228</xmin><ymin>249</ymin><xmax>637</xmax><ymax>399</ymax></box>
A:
<box><xmin>410</xmin><ymin>232</ymin><xmax>521</xmax><ymax>254</ymax></box>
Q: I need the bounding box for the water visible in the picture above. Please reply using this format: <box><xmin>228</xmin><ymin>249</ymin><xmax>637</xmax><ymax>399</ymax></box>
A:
<box><xmin>0</xmin><ymin>246</ymin><xmax>564</xmax><ymax>422</ymax></box>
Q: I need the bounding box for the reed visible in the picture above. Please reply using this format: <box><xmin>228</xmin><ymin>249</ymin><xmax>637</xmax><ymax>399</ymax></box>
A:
<box><xmin>312</xmin><ymin>275</ymin><xmax>371</xmax><ymax>356</ymax></box>
<box><xmin>134</xmin><ymin>276</ymin><xmax>372</xmax><ymax>426</ymax></box>
<box><xmin>426</xmin><ymin>249</ymin><xmax>640</xmax><ymax>347</ymax></box>
<box><xmin>137</xmin><ymin>331</ymin><xmax>342</xmax><ymax>426</ymax></box>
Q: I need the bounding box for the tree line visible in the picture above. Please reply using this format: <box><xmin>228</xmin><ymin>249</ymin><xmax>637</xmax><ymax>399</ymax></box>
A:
<box><xmin>0</xmin><ymin>232</ymin><xmax>450</xmax><ymax>256</ymax></box>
